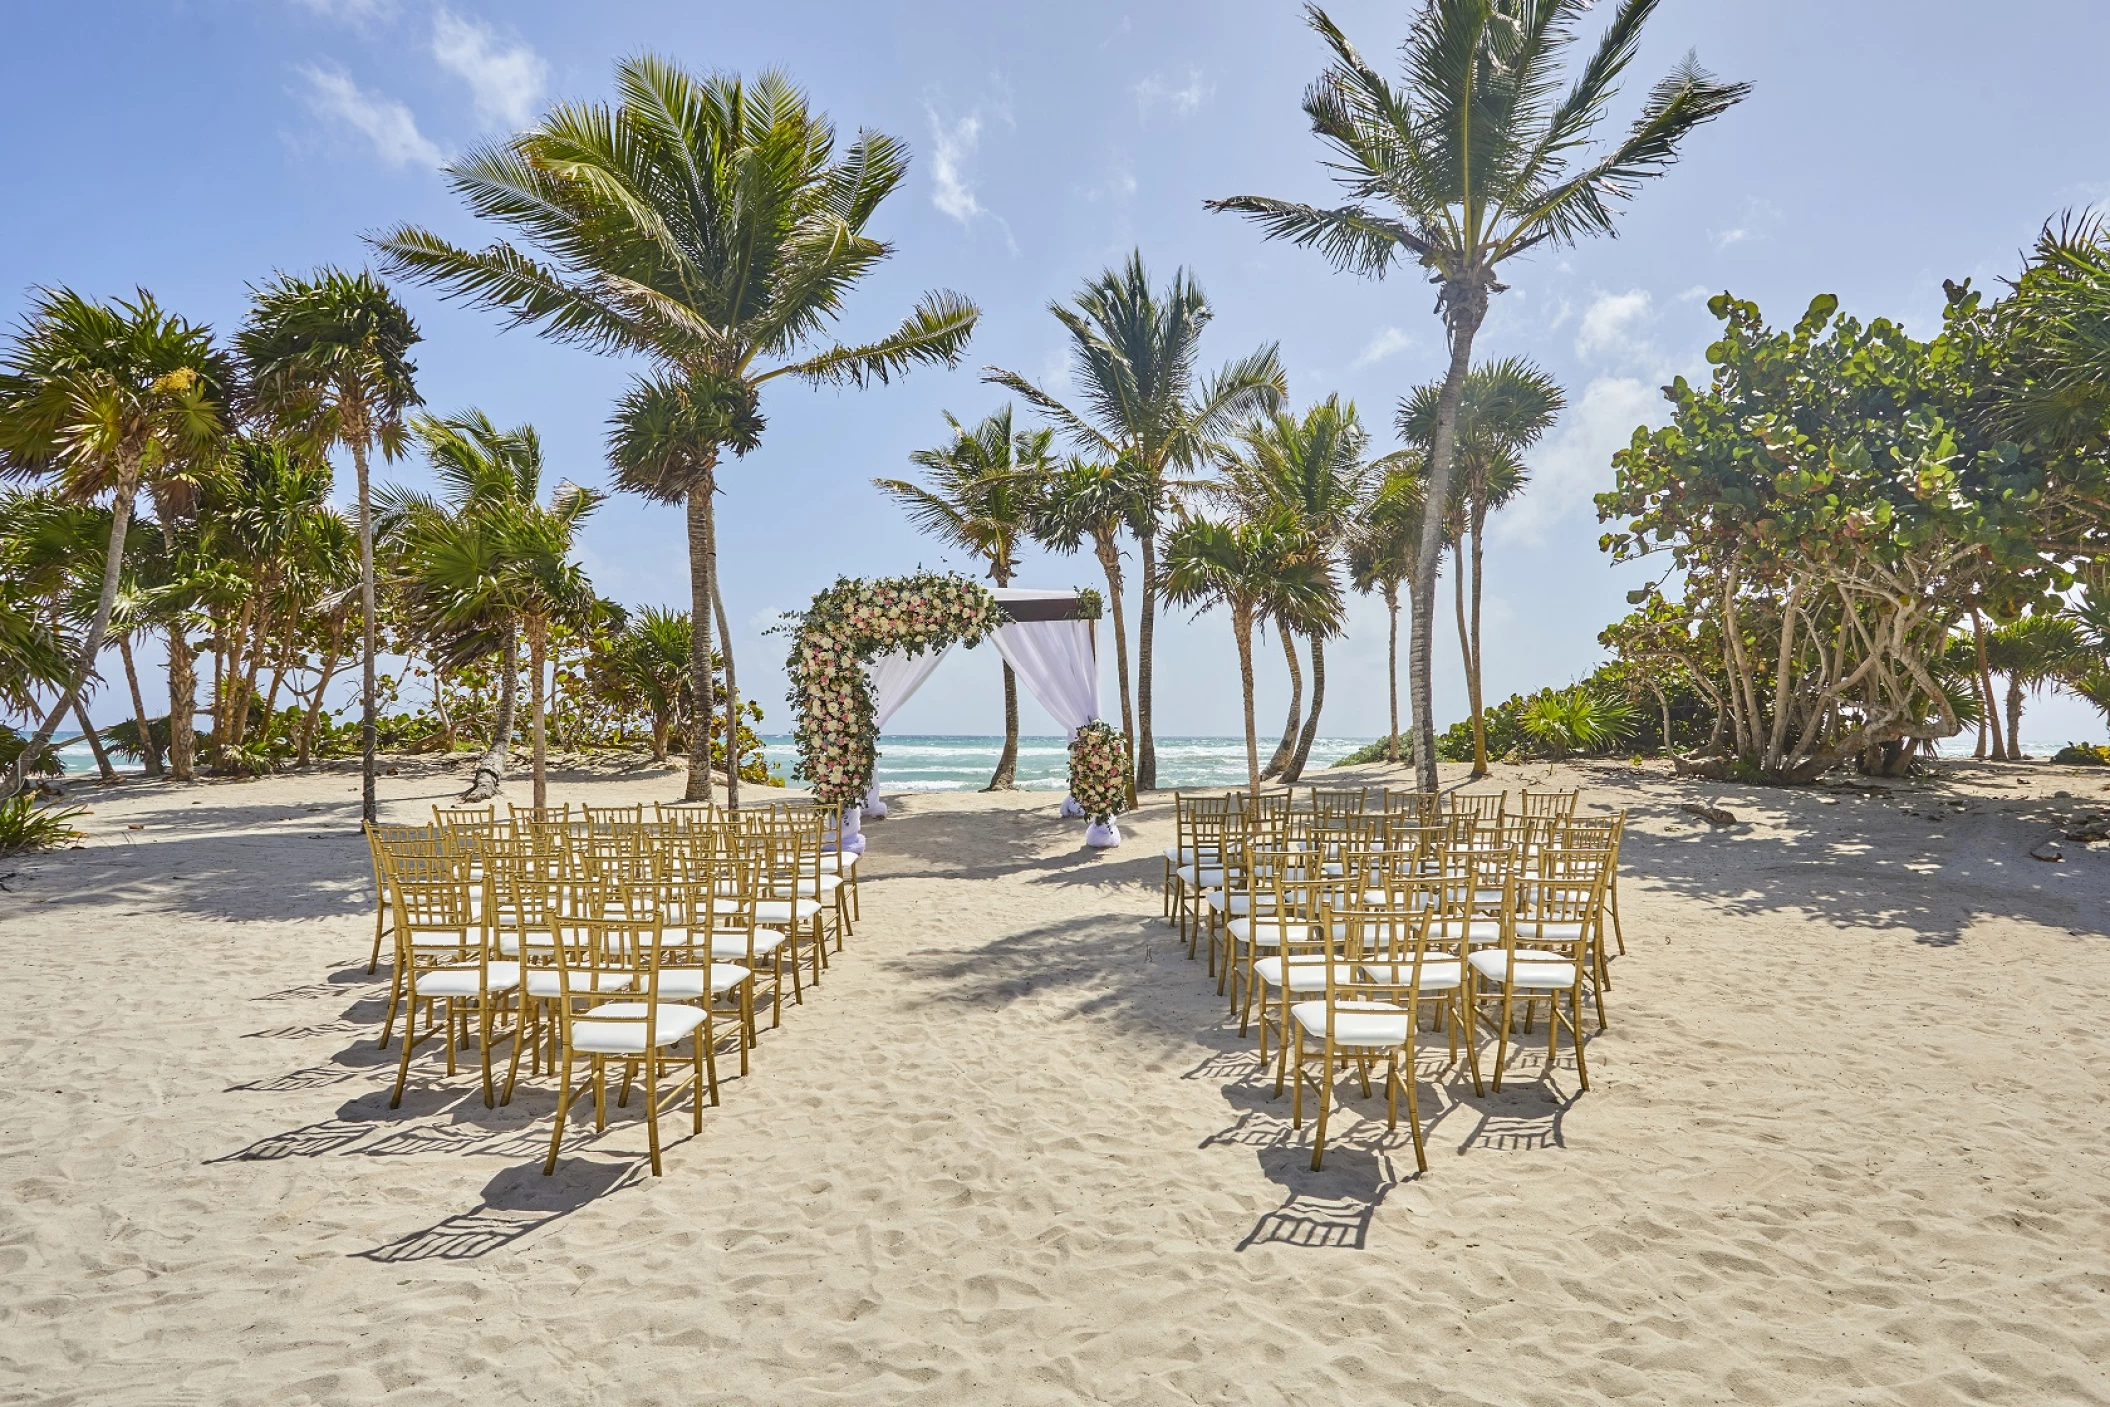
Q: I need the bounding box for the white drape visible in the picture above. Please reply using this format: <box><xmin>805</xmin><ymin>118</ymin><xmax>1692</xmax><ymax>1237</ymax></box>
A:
<box><xmin>989</xmin><ymin>620</ymin><xmax>1100</xmax><ymax>740</ymax></box>
<box><xmin>861</xmin><ymin>644</ymin><xmax>955</xmax><ymax>817</ymax></box>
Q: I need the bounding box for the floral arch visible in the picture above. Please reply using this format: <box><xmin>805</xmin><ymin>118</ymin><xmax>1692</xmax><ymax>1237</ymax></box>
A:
<box><xmin>784</xmin><ymin>572</ymin><xmax>1128</xmax><ymax>846</ymax></box>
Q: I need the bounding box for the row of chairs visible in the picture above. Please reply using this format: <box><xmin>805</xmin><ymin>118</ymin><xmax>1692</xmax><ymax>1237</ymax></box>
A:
<box><xmin>361</xmin><ymin>801</ymin><xmax>858</xmax><ymax>1175</ymax></box>
<box><xmin>1160</xmin><ymin>787</ymin><xmax>1625</xmax><ymax>1173</ymax></box>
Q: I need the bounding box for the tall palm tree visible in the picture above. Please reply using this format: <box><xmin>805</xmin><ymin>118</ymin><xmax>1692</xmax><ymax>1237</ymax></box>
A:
<box><xmin>1209</xmin><ymin>395</ymin><xmax>1376</xmax><ymax>782</ymax></box>
<box><xmin>1348</xmin><ymin>465</ymin><xmax>1425</xmax><ymax>763</ymax></box>
<box><xmin>384</xmin><ymin>409</ymin><xmax>586</xmax><ymax>801</ymax></box>
<box><xmin>1398</xmin><ymin>357</ymin><xmax>1564</xmax><ymax>775</ymax></box>
<box><xmin>1027</xmin><ymin>457</ymin><xmax>1148</xmax><ymax>799</ymax></box>
<box><xmin>1162</xmin><ymin>509</ymin><xmax>1340</xmax><ymax>792</ymax></box>
<box><xmin>1983</xmin><ymin>614</ymin><xmax>2084</xmax><ymax>761</ymax></box>
<box><xmin>876</xmin><ymin>407</ymin><xmax>1052</xmax><ymax>789</ymax></box>
<box><xmin>987</xmin><ymin>251</ymin><xmax>1285</xmax><ymax>790</ymax></box>
<box><xmin>239</xmin><ymin>269</ymin><xmax>421</xmax><ymax>824</ymax></box>
<box><xmin>597</xmin><ymin>606</ymin><xmax>696</xmax><ymax>763</ymax></box>
<box><xmin>388</xmin><ymin>449</ymin><xmax>602</xmax><ymax>809</ymax></box>
<box><xmin>1209</xmin><ymin>0</ymin><xmax>1747</xmax><ymax>790</ymax></box>
<box><xmin>373</xmin><ymin>56</ymin><xmax>979</xmax><ymax>811</ymax></box>
<box><xmin>0</xmin><ymin>288</ymin><xmax>231</xmax><ymax>802</ymax></box>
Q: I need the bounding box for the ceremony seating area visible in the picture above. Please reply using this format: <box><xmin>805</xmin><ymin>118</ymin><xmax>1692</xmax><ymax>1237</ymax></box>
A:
<box><xmin>362</xmin><ymin>801</ymin><xmax>859</xmax><ymax>1176</ymax></box>
<box><xmin>1163</xmin><ymin>787</ymin><xmax>1625</xmax><ymax>1173</ymax></box>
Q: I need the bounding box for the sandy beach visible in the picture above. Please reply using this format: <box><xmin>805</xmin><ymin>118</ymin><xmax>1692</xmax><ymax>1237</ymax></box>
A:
<box><xmin>3</xmin><ymin>752</ymin><xmax>2109</xmax><ymax>1405</ymax></box>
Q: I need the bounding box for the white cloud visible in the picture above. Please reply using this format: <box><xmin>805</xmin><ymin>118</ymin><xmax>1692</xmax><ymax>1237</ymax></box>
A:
<box><xmin>290</xmin><ymin>0</ymin><xmax>396</xmax><ymax>24</ymax></box>
<box><xmin>432</xmin><ymin>9</ymin><xmax>547</xmax><ymax>130</ymax></box>
<box><xmin>1575</xmin><ymin>289</ymin><xmax>1655</xmax><ymax>365</ymax></box>
<box><xmin>299</xmin><ymin>65</ymin><xmax>443</xmax><ymax>168</ymax></box>
<box><xmin>1352</xmin><ymin>326</ymin><xmax>1414</xmax><ymax>368</ymax></box>
<box><xmin>1493</xmin><ymin>376</ymin><xmax>1664</xmax><ymax>546</ymax></box>
<box><xmin>1710</xmin><ymin>196</ymin><xmax>1782</xmax><ymax>252</ymax></box>
<box><xmin>1135</xmin><ymin>68</ymin><xmax>1212</xmax><ymax>116</ymax></box>
<box><xmin>928</xmin><ymin>109</ymin><xmax>985</xmax><ymax>224</ymax></box>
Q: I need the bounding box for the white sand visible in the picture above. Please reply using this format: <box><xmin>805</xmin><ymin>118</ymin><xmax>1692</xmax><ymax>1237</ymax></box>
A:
<box><xmin>3</xmin><ymin>750</ymin><xmax>2109</xmax><ymax>1404</ymax></box>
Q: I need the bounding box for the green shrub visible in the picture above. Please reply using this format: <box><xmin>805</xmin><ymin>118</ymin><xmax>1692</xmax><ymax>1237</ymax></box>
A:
<box><xmin>0</xmin><ymin>793</ymin><xmax>85</xmax><ymax>854</ymax></box>
<box><xmin>1520</xmin><ymin>687</ymin><xmax>1633</xmax><ymax>759</ymax></box>
<box><xmin>2053</xmin><ymin>742</ymin><xmax>2110</xmax><ymax>766</ymax></box>
<box><xmin>0</xmin><ymin>724</ymin><xmax>61</xmax><ymax>778</ymax></box>
<box><xmin>1332</xmin><ymin>735</ymin><xmax>1406</xmax><ymax>767</ymax></box>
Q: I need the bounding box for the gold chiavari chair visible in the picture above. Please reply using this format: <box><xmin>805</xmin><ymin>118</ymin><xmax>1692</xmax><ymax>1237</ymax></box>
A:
<box><xmin>1515</xmin><ymin>789</ymin><xmax>1580</xmax><ymax>822</ymax></box>
<box><xmin>740</xmin><ymin>817</ymin><xmax>831</xmax><ymax>988</ymax></box>
<box><xmin>1179</xmin><ymin>808</ymin><xmax>1239</xmax><ymax>960</ymax></box>
<box><xmin>1537</xmin><ymin>843</ymin><xmax>1617</xmax><ymax>1030</ymax></box>
<box><xmin>1292</xmin><ymin>894</ymin><xmax>1448</xmax><ymax>1174</ymax></box>
<box><xmin>1556</xmin><ymin>812</ymin><xmax>1627</xmax><ymax>957</ymax></box>
<box><xmin>1250</xmin><ymin>846</ymin><xmax>1413</xmax><ymax>1089</ymax></box>
<box><xmin>1353</xmin><ymin>867</ymin><xmax>1469</xmax><ymax>1085</ymax></box>
<box><xmin>380</xmin><ymin>845</ymin><xmax>522</xmax><ymax>1109</ymax></box>
<box><xmin>363</xmin><ymin>823</ymin><xmax>440</xmax><ymax>978</ymax></box>
<box><xmin>1225</xmin><ymin>844</ymin><xmax>1342</xmax><ymax>1034</ymax></box>
<box><xmin>1383</xmin><ymin>790</ymin><xmax>1442</xmax><ymax>827</ymax></box>
<box><xmin>540</xmin><ymin>880</ymin><xmax>716</xmax><ymax>1177</ymax></box>
<box><xmin>1464</xmin><ymin>856</ymin><xmax>1601</xmax><ymax>1093</ymax></box>
<box><xmin>1304</xmin><ymin>787</ymin><xmax>1368</xmax><ymax>819</ymax></box>
<box><xmin>502</xmin><ymin>864</ymin><xmax>634</xmax><ymax>1081</ymax></box>
<box><xmin>1447</xmin><ymin>790</ymin><xmax>1506</xmax><ymax>823</ymax></box>
<box><xmin>767</xmin><ymin>798</ymin><xmax>863</xmax><ymax>932</ymax></box>
<box><xmin>686</xmin><ymin>828</ymin><xmax>803</xmax><ymax>1026</ymax></box>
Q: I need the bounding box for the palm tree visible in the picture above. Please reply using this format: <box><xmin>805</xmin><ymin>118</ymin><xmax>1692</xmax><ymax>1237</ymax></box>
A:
<box><xmin>380</xmin><ymin>411</ymin><xmax>554</xmax><ymax>800</ymax></box>
<box><xmin>239</xmin><ymin>269</ymin><xmax>422</xmax><ymax>823</ymax></box>
<box><xmin>0</xmin><ymin>289</ymin><xmax>231</xmax><ymax>802</ymax></box>
<box><xmin>1162</xmin><ymin>509</ymin><xmax>1340</xmax><ymax>792</ymax></box>
<box><xmin>1209</xmin><ymin>1</ymin><xmax>1747</xmax><ymax>790</ymax></box>
<box><xmin>373</xmin><ymin>56</ymin><xmax>978</xmax><ymax>811</ymax></box>
<box><xmin>387</xmin><ymin>446</ymin><xmax>602</xmax><ymax>809</ymax></box>
<box><xmin>1209</xmin><ymin>395</ymin><xmax>1376</xmax><ymax>782</ymax></box>
<box><xmin>1398</xmin><ymin>357</ymin><xmax>1564</xmax><ymax>775</ymax></box>
<box><xmin>987</xmin><ymin>251</ymin><xmax>1285</xmax><ymax>790</ymax></box>
<box><xmin>876</xmin><ymin>407</ymin><xmax>1052</xmax><ymax>789</ymax></box>
<box><xmin>1348</xmin><ymin>465</ymin><xmax>1425</xmax><ymax>764</ymax></box>
<box><xmin>598</xmin><ymin>606</ymin><xmax>695</xmax><ymax>763</ymax></box>
<box><xmin>1983</xmin><ymin>614</ymin><xmax>2084</xmax><ymax>761</ymax></box>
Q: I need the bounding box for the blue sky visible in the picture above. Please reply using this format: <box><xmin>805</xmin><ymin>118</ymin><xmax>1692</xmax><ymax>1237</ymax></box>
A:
<box><xmin>7</xmin><ymin>0</ymin><xmax>2107</xmax><ymax>743</ymax></box>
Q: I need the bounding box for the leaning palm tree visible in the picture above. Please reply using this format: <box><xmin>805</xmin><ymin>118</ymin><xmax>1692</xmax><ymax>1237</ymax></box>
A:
<box><xmin>389</xmin><ymin>466</ymin><xmax>603</xmax><ymax>809</ymax></box>
<box><xmin>1208</xmin><ymin>395</ymin><xmax>1375</xmax><ymax>782</ymax></box>
<box><xmin>987</xmin><ymin>252</ymin><xmax>1284</xmax><ymax>790</ymax></box>
<box><xmin>373</xmin><ymin>56</ymin><xmax>979</xmax><ymax>810</ymax></box>
<box><xmin>1162</xmin><ymin>508</ymin><xmax>1340</xmax><ymax>792</ymax></box>
<box><xmin>1398</xmin><ymin>357</ymin><xmax>1564</xmax><ymax>775</ymax></box>
<box><xmin>0</xmin><ymin>289</ymin><xmax>231</xmax><ymax>802</ymax></box>
<box><xmin>1028</xmin><ymin>457</ymin><xmax>1148</xmax><ymax>793</ymax></box>
<box><xmin>1209</xmin><ymin>0</ymin><xmax>1748</xmax><ymax>790</ymax></box>
<box><xmin>876</xmin><ymin>407</ymin><xmax>1052</xmax><ymax>789</ymax></box>
<box><xmin>239</xmin><ymin>269</ymin><xmax>422</xmax><ymax>823</ymax></box>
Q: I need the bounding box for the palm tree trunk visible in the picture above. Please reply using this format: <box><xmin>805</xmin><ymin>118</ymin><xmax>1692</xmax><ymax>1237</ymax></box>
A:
<box><xmin>1972</xmin><ymin>609</ymin><xmax>2003</xmax><ymax>761</ymax></box>
<box><xmin>684</xmin><ymin>481</ymin><xmax>718</xmax><ymax>804</ymax></box>
<box><xmin>73</xmin><ymin>699</ymin><xmax>117</xmax><ymax>781</ymax></box>
<box><xmin>1468</xmin><ymin>509</ymin><xmax>1489</xmax><ymax>778</ymax></box>
<box><xmin>117</xmin><ymin>633</ymin><xmax>164</xmax><ymax>776</ymax></box>
<box><xmin>219</xmin><ymin>596</ymin><xmax>254</xmax><ymax>753</ymax></box>
<box><xmin>1264</xmin><ymin>623</ymin><xmax>1303</xmax><ymax>780</ymax></box>
<box><xmin>351</xmin><ymin>429</ymin><xmax>379</xmax><ymax>826</ymax></box>
<box><xmin>1408</xmin><ymin>295</ymin><xmax>1487</xmax><ymax>792</ymax></box>
<box><xmin>167</xmin><ymin>623</ymin><xmax>197</xmax><ymax>781</ymax></box>
<box><xmin>1095</xmin><ymin>533</ymin><xmax>1138</xmax><ymax>807</ymax></box>
<box><xmin>1285</xmin><ymin>635</ymin><xmax>1327</xmax><ymax>783</ymax></box>
<box><xmin>2</xmin><ymin>456</ymin><xmax>141</xmax><ymax>804</ymax></box>
<box><xmin>1234</xmin><ymin>601</ymin><xmax>1259</xmax><ymax>793</ymax></box>
<box><xmin>986</xmin><ymin>664</ymin><xmax>1021</xmax><ymax>790</ymax></box>
<box><xmin>463</xmin><ymin>627</ymin><xmax>518</xmax><ymax>801</ymax></box>
<box><xmin>234</xmin><ymin>585</ymin><xmax>274</xmax><ymax>749</ymax></box>
<box><xmin>1453</xmin><ymin>541</ymin><xmax>1481</xmax><ymax>777</ymax></box>
<box><xmin>528</xmin><ymin>617</ymin><xmax>548</xmax><ymax>810</ymax></box>
<box><xmin>297</xmin><ymin>613</ymin><xmax>347</xmax><ymax>766</ymax></box>
<box><xmin>1136</xmin><ymin>526</ymin><xmax>1159</xmax><ymax>791</ymax></box>
<box><xmin>703</xmin><ymin>495</ymin><xmax>740</xmax><ymax>814</ymax></box>
<box><xmin>1384</xmin><ymin>582</ymin><xmax>1401</xmax><ymax>764</ymax></box>
<box><xmin>2005</xmin><ymin>674</ymin><xmax>2024</xmax><ymax>761</ymax></box>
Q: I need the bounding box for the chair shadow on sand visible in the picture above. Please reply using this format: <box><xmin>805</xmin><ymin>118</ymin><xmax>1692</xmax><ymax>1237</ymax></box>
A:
<box><xmin>355</xmin><ymin>1158</ymin><xmax>642</xmax><ymax>1262</ymax></box>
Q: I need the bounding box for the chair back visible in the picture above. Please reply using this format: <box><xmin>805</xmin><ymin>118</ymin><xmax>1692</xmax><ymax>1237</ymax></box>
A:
<box><xmin>1516</xmin><ymin>789</ymin><xmax>1580</xmax><ymax>821</ymax></box>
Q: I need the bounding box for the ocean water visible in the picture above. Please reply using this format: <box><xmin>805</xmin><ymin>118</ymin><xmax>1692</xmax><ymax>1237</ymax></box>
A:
<box><xmin>759</xmin><ymin>734</ymin><xmax>1370</xmax><ymax>793</ymax></box>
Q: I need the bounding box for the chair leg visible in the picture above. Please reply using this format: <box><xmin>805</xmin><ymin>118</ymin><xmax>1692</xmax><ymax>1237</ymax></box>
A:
<box><xmin>478</xmin><ymin>1002</ymin><xmax>496</xmax><ymax>1108</ymax></box>
<box><xmin>1570</xmin><ymin>987</ymin><xmax>1590</xmax><ymax>1091</ymax></box>
<box><xmin>502</xmin><ymin>997</ymin><xmax>526</xmax><ymax>1106</ymax></box>
<box><xmin>694</xmin><ymin>1038</ymin><xmax>708</xmax><ymax>1129</ymax></box>
<box><xmin>377</xmin><ymin>958</ymin><xmax>407</xmax><ymax>1050</ymax></box>
<box><xmin>644</xmin><ymin>1060</ymin><xmax>662</xmax><ymax>1176</ymax></box>
<box><xmin>1493</xmin><ymin>986</ymin><xmax>1515</xmax><ymax>1093</ymax></box>
<box><xmin>1400</xmin><ymin>1036</ymin><xmax>1428</xmax><ymax>1174</ymax></box>
<box><xmin>1310</xmin><ymin>1048</ymin><xmax>1334</xmax><ymax>1171</ymax></box>
<box><xmin>593</xmin><ymin>1057</ymin><xmax>608</xmax><ymax>1131</ymax></box>
<box><xmin>368</xmin><ymin>900</ymin><xmax>388</xmax><ymax>975</ymax></box>
<box><xmin>543</xmin><ymin>1057</ymin><xmax>573</xmax><ymax>1175</ymax></box>
<box><xmin>701</xmin><ymin>1013</ymin><xmax>720</xmax><ymax>1107</ymax></box>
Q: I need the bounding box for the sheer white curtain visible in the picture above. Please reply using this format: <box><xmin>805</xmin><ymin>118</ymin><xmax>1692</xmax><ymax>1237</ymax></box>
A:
<box><xmin>861</xmin><ymin>644</ymin><xmax>954</xmax><ymax>816</ymax></box>
<box><xmin>991</xmin><ymin>619</ymin><xmax>1119</xmax><ymax>845</ymax></box>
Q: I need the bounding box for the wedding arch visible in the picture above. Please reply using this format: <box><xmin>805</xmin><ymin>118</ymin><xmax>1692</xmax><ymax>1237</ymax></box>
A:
<box><xmin>784</xmin><ymin>572</ymin><xmax>1128</xmax><ymax>849</ymax></box>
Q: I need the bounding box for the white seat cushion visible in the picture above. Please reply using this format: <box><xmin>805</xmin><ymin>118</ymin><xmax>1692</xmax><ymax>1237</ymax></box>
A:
<box><xmin>1226</xmin><ymin>917</ymin><xmax>1340</xmax><ymax>949</ymax></box>
<box><xmin>702</xmin><ymin>929</ymin><xmax>789</xmax><ymax>960</ymax></box>
<box><xmin>495</xmin><ymin>932</ymin><xmax>558</xmax><ymax>956</ymax></box>
<box><xmin>525</xmin><ymin>968</ymin><xmax>633</xmax><ymax>998</ymax></box>
<box><xmin>651</xmin><ymin>963</ymin><xmax>753</xmax><ymax>999</ymax></box>
<box><xmin>1468</xmin><ymin>949</ymin><xmax>1579</xmax><ymax>989</ymax></box>
<box><xmin>1290</xmin><ymin>999</ymin><xmax>1412</xmax><ymax>1047</ymax></box>
<box><xmin>1431</xmin><ymin>919</ymin><xmax>1508</xmax><ymax>945</ymax></box>
<box><xmin>414</xmin><ymin>961</ymin><xmax>521</xmax><ymax>998</ymax></box>
<box><xmin>1205</xmin><ymin>893</ymin><xmax>1276</xmax><ymax>917</ymax></box>
<box><xmin>1358</xmin><ymin>959</ymin><xmax>1464</xmax><ymax>991</ymax></box>
<box><xmin>753</xmin><ymin>898</ymin><xmax>824</xmax><ymax>926</ymax></box>
<box><xmin>794</xmin><ymin>874</ymin><xmax>843</xmax><ymax>897</ymax></box>
<box><xmin>1252</xmin><ymin>957</ymin><xmax>1358</xmax><ymax>993</ymax></box>
<box><xmin>817</xmin><ymin>852</ymin><xmax>857</xmax><ymax>874</ymax></box>
<box><xmin>1165</xmin><ymin>845</ymin><xmax>1224</xmax><ymax>865</ymax></box>
<box><xmin>1517</xmin><ymin>921</ymin><xmax>1586</xmax><ymax>943</ymax></box>
<box><xmin>1175</xmin><ymin>864</ymin><xmax>1225</xmax><ymax>888</ymax></box>
<box><xmin>569</xmin><ymin>1003</ymin><xmax>709</xmax><ymax>1054</ymax></box>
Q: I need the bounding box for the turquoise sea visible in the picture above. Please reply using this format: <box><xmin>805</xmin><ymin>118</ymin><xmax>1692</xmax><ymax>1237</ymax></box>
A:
<box><xmin>760</xmin><ymin>734</ymin><xmax>1370</xmax><ymax>792</ymax></box>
